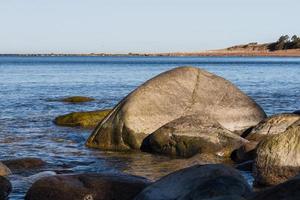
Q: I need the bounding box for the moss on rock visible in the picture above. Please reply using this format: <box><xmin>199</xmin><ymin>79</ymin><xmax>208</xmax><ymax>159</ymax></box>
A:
<box><xmin>54</xmin><ymin>109</ymin><xmax>111</xmax><ymax>128</ymax></box>
<box><xmin>61</xmin><ymin>96</ymin><xmax>95</xmax><ymax>103</ymax></box>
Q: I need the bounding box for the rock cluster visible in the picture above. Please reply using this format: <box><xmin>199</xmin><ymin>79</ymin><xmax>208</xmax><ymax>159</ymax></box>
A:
<box><xmin>86</xmin><ymin>67</ymin><xmax>266</xmax><ymax>158</ymax></box>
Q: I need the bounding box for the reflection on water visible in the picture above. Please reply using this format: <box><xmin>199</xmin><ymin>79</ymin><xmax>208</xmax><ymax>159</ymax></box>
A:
<box><xmin>0</xmin><ymin>56</ymin><xmax>299</xmax><ymax>199</ymax></box>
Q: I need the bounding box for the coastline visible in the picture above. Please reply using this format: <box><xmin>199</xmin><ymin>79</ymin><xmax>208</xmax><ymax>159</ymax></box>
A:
<box><xmin>1</xmin><ymin>49</ymin><xmax>300</xmax><ymax>57</ymax></box>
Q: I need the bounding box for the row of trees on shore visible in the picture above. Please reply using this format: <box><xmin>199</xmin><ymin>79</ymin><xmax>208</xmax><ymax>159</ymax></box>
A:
<box><xmin>269</xmin><ymin>35</ymin><xmax>300</xmax><ymax>51</ymax></box>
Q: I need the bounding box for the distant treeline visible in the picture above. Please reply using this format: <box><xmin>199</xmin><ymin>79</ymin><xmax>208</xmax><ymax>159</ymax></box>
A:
<box><xmin>268</xmin><ymin>35</ymin><xmax>300</xmax><ymax>51</ymax></box>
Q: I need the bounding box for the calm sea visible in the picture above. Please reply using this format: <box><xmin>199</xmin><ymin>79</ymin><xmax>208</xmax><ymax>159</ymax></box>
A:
<box><xmin>0</xmin><ymin>56</ymin><xmax>300</xmax><ymax>199</ymax></box>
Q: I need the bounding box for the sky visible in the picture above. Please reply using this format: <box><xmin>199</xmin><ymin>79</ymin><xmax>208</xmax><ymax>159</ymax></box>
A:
<box><xmin>0</xmin><ymin>0</ymin><xmax>299</xmax><ymax>54</ymax></box>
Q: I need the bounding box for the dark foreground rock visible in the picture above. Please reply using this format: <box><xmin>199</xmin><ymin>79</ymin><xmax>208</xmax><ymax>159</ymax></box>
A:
<box><xmin>60</xmin><ymin>96</ymin><xmax>95</xmax><ymax>103</ymax></box>
<box><xmin>25</xmin><ymin>173</ymin><xmax>151</xmax><ymax>200</ymax></box>
<box><xmin>254</xmin><ymin>122</ymin><xmax>300</xmax><ymax>186</ymax></box>
<box><xmin>141</xmin><ymin>115</ymin><xmax>247</xmax><ymax>158</ymax></box>
<box><xmin>54</xmin><ymin>109</ymin><xmax>111</xmax><ymax>128</ymax></box>
<box><xmin>2</xmin><ymin>158</ymin><xmax>46</xmax><ymax>172</ymax></box>
<box><xmin>134</xmin><ymin>164</ymin><xmax>252</xmax><ymax>200</ymax></box>
<box><xmin>250</xmin><ymin>175</ymin><xmax>300</xmax><ymax>200</ymax></box>
<box><xmin>87</xmin><ymin>67</ymin><xmax>265</xmax><ymax>151</ymax></box>
<box><xmin>0</xmin><ymin>176</ymin><xmax>12</xmax><ymax>200</ymax></box>
<box><xmin>0</xmin><ymin>163</ymin><xmax>11</xmax><ymax>176</ymax></box>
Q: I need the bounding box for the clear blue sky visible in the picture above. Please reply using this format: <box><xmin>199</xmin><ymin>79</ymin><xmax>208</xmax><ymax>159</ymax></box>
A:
<box><xmin>1</xmin><ymin>0</ymin><xmax>299</xmax><ymax>54</ymax></box>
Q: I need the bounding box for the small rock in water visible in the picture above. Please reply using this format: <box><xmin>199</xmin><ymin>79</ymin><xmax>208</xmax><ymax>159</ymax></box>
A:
<box><xmin>0</xmin><ymin>176</ymin><xmax>12</xmax><ymax>200</ymax></box>
<box><xmin>54</xmin><ymin>109</ymin><xmax>111</xmax><ymax>128</ymax></box>
<box><xmin>25</xmin><ymin>173</ymin><xmax>151</xmax><ymax>200</ymax></box>
<box><xmin>2</xmin><ymin>158</ymin><xmax>46</xmax><ymax>172</ymax></box>
<box><xmin>60</xmin><ymin>96</ymin><xmax>95</xmax><ymax>103</ymax></box>
<box><xmin>0</xmin><ymin>162</ymin><xmax>11</xmax><ymax>176</ymax></box>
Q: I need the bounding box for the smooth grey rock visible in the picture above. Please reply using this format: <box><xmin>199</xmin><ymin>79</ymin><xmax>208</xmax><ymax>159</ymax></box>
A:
<box><xmin>244</xmin><ymin>113</ymin><xmax>300</xmax><ymax>142</ymax></box>
<box><xmin>86</xmin><ymin>67</ymin><xmax>266</xmax><ymax>151</ymax></box>
<box><xmin>141</xmin><ymin>114</ymin><xmax>248</xmax><ymax>158</ymax></box>
<box><xmin>134</xmin><ymin>164</ymin><xmax>252</xmax><ymax>200</ymax></box>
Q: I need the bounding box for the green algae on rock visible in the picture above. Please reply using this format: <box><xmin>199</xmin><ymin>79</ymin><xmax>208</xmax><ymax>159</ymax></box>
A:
<box><xmin>54</xmin><ymin>109</ymin><xmax>111</xmax><ymax>128</ymax></box>
<box><xmin>60</xmin><ymin>96</ymin><xmax>95</xmax><ymax>103</ymax></box>
<box><xmin>253</xmin><ymin>121</ymin><xmax>300</xmax><ymax>186</ymax></box>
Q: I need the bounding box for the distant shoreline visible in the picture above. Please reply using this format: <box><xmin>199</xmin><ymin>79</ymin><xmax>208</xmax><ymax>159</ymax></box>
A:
<box><xmin>1</xmin><ymin>45</ymin><xmax>300</xmax><ymax>57</ymax></box>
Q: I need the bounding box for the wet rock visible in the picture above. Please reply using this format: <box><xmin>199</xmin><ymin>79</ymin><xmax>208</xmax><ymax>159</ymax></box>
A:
<box><xmin>25</xmin><ymin>173</ymin><xmax>151</xmax><ymax>200</ymax></box>
<box><xmin>0</xmin><ymin>162</ymin><xmax>11</xmax><ymax>176</ymax></box>
<box><xmin>134</xmin><ymin>164</ymin><xmax>252</xmax><ymax>200</ymax></box>
<box><xmin>231</xmin><ymin>142</ymin><xmax>257</xmax><ymax>163</ymax></box>
<box><xmin>0</xmin><ymin>176</ymin><xmax>12</xmax><ymax>200</ymax></box>
<box><xmin>54</xmin><ymin>109</ymin><xmax>111</xmax><ymax>128</ymax></box>
<box><xmin>141</xmin><ymin>115</ymin><xmax>248</xmax><ymax>158</ymax></box>
<box><xmin>60</xmin><ymin>96</ymin><xmax>95</xmax><ymax>103</ymax></box>
<box><xmin>87</xmin><ymin>67</ymin><xmax>265</xmax><ymax>151</ymax></box>
<box><xmin>232</xmin><ymin>114</ymin><xmax>300</xmax><ymax>163</ymax></box>
<box><xmin>2</xmin><ymin>158</ymin><xmax>46</xmax><ymax>172</ymax></box>
<box><xmin>249</xmin><ymin>174</ymin><xmax>300</xmax><ymax>200</ymax></box>
<box><xmin>253</xmin><ymin>122</ymin><xmax>300</xmax><ymax>186</ymax></box>
<box><xmin>294</xmin><ymin>110</ymin><xmax>300</xmax><ymax>115</ymax></box>
<box><xmin>243</xmin><ymin>113</ymin><xmax>300</xmax><ymax>142</ymax></box>
<box><xmin>235</xmin><ymin>160</ymin><xmax>253</xmax><ymax>171</ymax></box>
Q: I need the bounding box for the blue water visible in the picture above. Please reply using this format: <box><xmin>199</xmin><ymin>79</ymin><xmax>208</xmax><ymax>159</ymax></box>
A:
<box><xmin>0</xmin><ymin>56</ymin><xmax>300</xmax><ymax>199</ymax></box>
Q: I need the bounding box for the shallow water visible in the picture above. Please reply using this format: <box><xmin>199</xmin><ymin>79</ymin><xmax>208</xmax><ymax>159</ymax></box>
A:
<box><xmin>0</xmin><ymin>56</ymin><xmax>299</xmax><ymax>199</ymax></box>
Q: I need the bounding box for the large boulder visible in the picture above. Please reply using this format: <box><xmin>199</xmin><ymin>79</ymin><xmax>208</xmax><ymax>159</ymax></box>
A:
<box><xmin>54</xmin><ymin>109</ymin><xmax>111</xmax><ymax>128</ymax></box>
<box><xmin>86</xmin><ymin>67</ymin><xmax>265</xmax><ymax>151</ymax></box>
<box><xmin>0</xmin><ymin>162</ymin><xmax>11</xmax><ymax>177</ymax></box>
<box><xmin>253</xmin><ymin>121</ymin><xmax>300</xmax><ymax>186</ymax></box>
<box><xmin>141</xmin><ymin>115</ymin><xmax>247</xmax><ymax>158</ymax></box>
<box><xmin>0</xmin><ymin>176</ymin><xmax>12</xmax><ymax>200</ymax></box>
<box><xmin>25</xmin><ymin>173</ymin><xmax>151</xmax><ymax>200</ymax></box>
<box><xmin>134</xmin><ymin>164</ymin><xmax>252</xmax><ymax>200</ymax></box>
<box><xmin>249</xmin><ymin>174</ymin><xmax>300</xmax><ymax>200</ymax></box>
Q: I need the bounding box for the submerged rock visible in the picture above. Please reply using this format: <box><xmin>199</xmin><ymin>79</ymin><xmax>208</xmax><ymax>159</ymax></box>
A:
<box><xmin>25</xmin><ymin>173</ymin><xmax>151</xmax><ymax>200</ymax></box>
<box><xmin>54</xmin><ymin>109</ymin><xmax>111</xmax><ymax>128</ymax></box>
<box><xmin>253</xmin><ymin>122</ymin><xmax>300</xmax><ymax>186</ymax></box>
<box><xmin>2</xmin><ymin>158</ymin><xmax>46</xmax><ymax>172</ymax></box>
<box><xmin>0</xmin><ymin>176</ymin><xmax>12</xmax><ymax>200</ymax></box>
<box><xmin>60</xmin><ymin>96</ymin><xmax>95</xmax><ymax>103</ymax></box>
<box><xmin>86</xmin><ymin>67</ymin><xmax>265</xmax><ymax>151</ymax></box>
<box><xmin>0</xmin><ymin>162</ymin><xmax>11</xmax><ymax>176</ymax></box>
<box><xmin>141</xmin><ymin>115</ymin><xmax>247</xmax><ymax>158</ymax></box>
<box><xmin>249</xmin><ymin>174</ymin><xmax>300</xmax><ymax>200</ymax></box>
<box><xmin>134</xmin><ymin>164</ymin><xmax>252</xmax><ymax>200</ymax></box>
